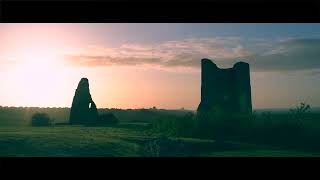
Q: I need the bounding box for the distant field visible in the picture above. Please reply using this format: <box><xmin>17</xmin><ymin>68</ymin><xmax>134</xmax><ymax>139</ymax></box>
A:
<box><xmin>1</xmin><ymin>106</ymin><xmax>320</xmax><ymax>157</ymax></box>
<box><xmin>0</xmin><ymin>107</ymin><xmax>193</xmax><ymax>126</ymax></box>
<box><xmin>0</xmin><ymin>124</ymin><xmax>319</xmax><ymax>157</ymax></box>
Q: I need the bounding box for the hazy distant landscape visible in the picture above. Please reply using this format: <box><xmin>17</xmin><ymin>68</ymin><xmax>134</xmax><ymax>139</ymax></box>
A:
<box><xmin>1</xmin><ymin>105</ymin><xmax>320</xmax><ymax>157</ymax></box>
<box><xmin>1</xmin><ymin>106</ymin><xmax>320</xmax><ymax>126</ymax></box>
<box><xmin>0</xmin><ymin>106</ymin><xmax>192</xmax><ymax>126</ymax></box>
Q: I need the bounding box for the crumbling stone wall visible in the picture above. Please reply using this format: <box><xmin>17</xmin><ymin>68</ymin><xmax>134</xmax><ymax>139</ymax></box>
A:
<box><xmin>197</xmin><ymin>59</ymin><xmax>252</xmax><ymax>115</ymax></box>
<box><xmin>69</xmin><ymin>78</ymin><xmax>98</xmax><ymax>124</ymax></box>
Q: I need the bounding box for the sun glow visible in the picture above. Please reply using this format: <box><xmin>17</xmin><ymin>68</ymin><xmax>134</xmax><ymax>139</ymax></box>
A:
<box><xmin>8</xmin><ymin>47</ymin><xmax>70</xmax><ymax>107</ymax></box>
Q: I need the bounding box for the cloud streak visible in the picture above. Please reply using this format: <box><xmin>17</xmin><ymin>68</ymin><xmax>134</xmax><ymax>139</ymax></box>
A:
<box><xmin>65</xmin><ymin>37</ymin><xmax>252</xmax><ymax>69</ymax></box>
<box><xmin>248</xmin><ymin>38</ymin><xmax>320</xmax><ymax>72</ymax></box>
<box><xmin>62</xmin><ymin>37</ymin><xmax>320</xmax><ymax>72</ymax></box>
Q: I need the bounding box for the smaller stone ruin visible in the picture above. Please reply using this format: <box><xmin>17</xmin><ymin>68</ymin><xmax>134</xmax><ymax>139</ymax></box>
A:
<box><xmin>69</xmin><ymin>78</ymin><xmax>99</xmax><ymax>124</ymax></box>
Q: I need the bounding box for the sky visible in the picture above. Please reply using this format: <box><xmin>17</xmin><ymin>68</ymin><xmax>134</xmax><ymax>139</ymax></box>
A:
<box><xmin>0</xmin><ymin>23</ymin><xmax>320</xmax><ymax>110</ymax></box>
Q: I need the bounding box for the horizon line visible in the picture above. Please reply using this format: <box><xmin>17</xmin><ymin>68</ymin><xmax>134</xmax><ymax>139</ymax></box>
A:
<box><xmin>1</xmin><ymin>105</ymin><xmax>319</xmax><ymax>111</ymax></box>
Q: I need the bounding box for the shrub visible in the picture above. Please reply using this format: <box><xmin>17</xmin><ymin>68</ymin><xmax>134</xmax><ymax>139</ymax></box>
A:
<box><xmin>248</xmin><ymin>104</ymin><xmax>309</xmax><ymax>148</ymax></box>
<box><xmin>290</xmin><ymin>102</ymin><xmax>310</xmax><ymax>123</ymax></box>
<box><xmin>142</xmin><ymin>136</ymin><xmax>186</xmax><ymax>157</ymax></box>
<box><xmin>143</xmin><ymin>139</ymin><xmax>161</xmax><ymax>157</ymax></box>
<box><xmin>31</xmin><ymin>113</ymin><xmax>53</xmax><ymax>127</ymax></box>
<box><xmin>261</xmin><ymin>111</ymin><xmax>273</xmax><ymax>127</ymax></box>
<box><xmin>97</xmin><ymin>113</ymin><xmax>119</xmax><ymax>125</ymax></box>
<box><xmin>174</xmin><ymin>113</ymin><xmax>196</xmax><ymax>137</ymax></box>
<box><xmin>259</xmin><ymin>103</ymin><xmax>310</xmax><ymax>147</ymax></box>
<box><xmin>194</xmin><ymin>110</ymin><xmax>253</xmax><ymax>141</ymax></box>
<box><xmin>151</xmin><ymin>113</ymin><xmax>196</xmax><ymax>137</ymax></box>
<box><xmin>151</xmin><ymin>117</ymin><xmax>178</xmax><ymax>136</ymax></box>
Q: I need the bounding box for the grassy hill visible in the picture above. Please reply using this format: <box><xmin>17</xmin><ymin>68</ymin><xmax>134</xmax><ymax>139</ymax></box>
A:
<box><xmin>1</xmin><ymin>106</ymin><xmax>320</xmax><ymax>157</ymax></box>
<box><xmin>0</xmin><ymin>124</ymin><xmax>319</xmax><ymax>157</ymax></box>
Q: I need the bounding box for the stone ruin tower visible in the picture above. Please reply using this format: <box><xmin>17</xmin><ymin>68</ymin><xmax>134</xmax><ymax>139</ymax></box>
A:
<box><xmin>197</xmin><ymin>58</ymin><xmax>252</xmax><ymax>115</ymax></box>
<box><xmin>69</xmin><ymin>78</ymin><xmax>99</xmax><ymax>124</ymax></box>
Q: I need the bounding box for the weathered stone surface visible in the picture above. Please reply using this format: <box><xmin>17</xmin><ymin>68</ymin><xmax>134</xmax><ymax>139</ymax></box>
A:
<box><xmin>69</xmin><ymin>78</ymin><xmax>99</xmax><ymax>124</ymax></box>
<box><xmin>197</xmin><ymin>58</ymin><xmax>252</xmax><ymax>115</ymax></box>
<box><xmin>89</xmin><ymin>101</ymin><xmax>99</xmax><ymax>122</ymax></box>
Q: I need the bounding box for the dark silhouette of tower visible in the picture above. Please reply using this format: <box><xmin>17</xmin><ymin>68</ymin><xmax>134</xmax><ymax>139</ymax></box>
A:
<box><xmin>69</xmin><ymin>78</ymin><xmax>98</xmax><ymax>124</ymax></box>
<box><xmin>197</xmin><ymin>58</ymin><xmax>252</xmax><ymax>115</ymax></box>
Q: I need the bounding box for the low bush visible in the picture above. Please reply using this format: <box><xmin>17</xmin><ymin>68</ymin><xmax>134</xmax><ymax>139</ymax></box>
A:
<box><xmin>142</xmin><ymin>136</ymin><xmax>185</xmax><ymax>157</ymax></box>
<box><xmin>151</xmin><ymin>113</ymin><xmax>195</xmax><ymax>137</ymax></box>
<box><xmin>193</xmin><ymin>110</ymin><xmax>253</xmax><ymax>141</ymax></box>
<box><xmin>149</xmin><ymin>102</ymin><xmax>320</xmax><ymax>152</ymax></box>
<box><xmin>31</xmin><ymin>113</ymin><xmax>53</xmax><ymax>127</ymax></box>
<box><xmin>97</xmin><ymin>113</ymin><xmax>119</xmax><ymax>125</ymax></box>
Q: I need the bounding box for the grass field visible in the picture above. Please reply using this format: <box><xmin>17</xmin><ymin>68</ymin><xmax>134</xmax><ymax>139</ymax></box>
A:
<box><xmin>202</xmin><ymin>150</ymin><xmax>319</xmax><ymax>157</ymax></box>
<box><xmin>0</xmin><ymin>125</ymin><xmax>151</xmax><ymax>157</ymax></box>
<box><xmin>0</xmin><ymin>123</ymin><xmax>319</xmax><ymax>157</ymax></box>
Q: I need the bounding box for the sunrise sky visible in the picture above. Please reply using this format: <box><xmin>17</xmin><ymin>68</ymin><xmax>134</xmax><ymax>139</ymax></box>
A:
<box><xmin>0</xmin><ymin>23</ymin><xmax>320</xmax><ymax>110</ymax></box>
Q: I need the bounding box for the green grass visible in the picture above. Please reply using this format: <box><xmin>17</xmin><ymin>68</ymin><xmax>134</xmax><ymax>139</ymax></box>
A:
<box><xmin>202</xmin><ymin>150</ymin><xmax>320</xmax><ymax>157</ymax></box>
<box><xmin>0</xmin><ymin>125</ymin><xmax>153</xmax><ymax>157</ymax></box>
<box><xmin>0</xmin><ymin>124</ymin><xmax>319</xmax><ymax>157</ymax></box>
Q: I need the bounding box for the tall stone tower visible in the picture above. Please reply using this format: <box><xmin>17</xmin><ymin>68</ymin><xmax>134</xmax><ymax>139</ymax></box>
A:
<box><xmin>69</xmin><ymin>78</ymin><xmax>99</xmax><ymax>124</ymax></box>
<box><xmin>197</xmin><ymin>58</ymin><xmax>252</xmax><ymax>115</ymax></box>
